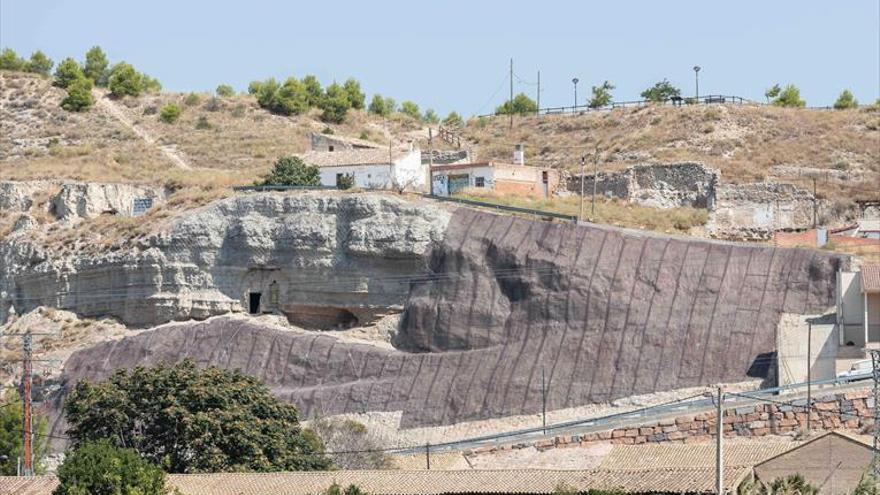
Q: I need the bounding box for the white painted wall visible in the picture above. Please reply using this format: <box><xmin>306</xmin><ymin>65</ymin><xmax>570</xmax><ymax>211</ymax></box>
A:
<box><xmin>838</xmin><ymin>271</ymin><xmax>865</xmax><ymax>345</ymax></box>
<box><xmin>319</xmin><ymin>165</ymin><xmax>393</xmax><ymax>189</ymax></box>
<box><xmin>431</xmin><ymin>166</ymin><xmax>494</xmax><ymax>197</ymax></box>
<box><xmin>776</xmin><ymin>313</ymin><xmax>838</xmax><ymax>385</ymax></box>
<box><xmin>391</xmin><ymin>150</ymin><xmax>428</xmax><ymax>191</ymax></box>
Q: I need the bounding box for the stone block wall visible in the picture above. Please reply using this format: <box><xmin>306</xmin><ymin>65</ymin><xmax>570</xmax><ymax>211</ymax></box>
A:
<box><xmin>706</xmin><ymin>183</ymin><xmax>826</xmax><ymax>241</ymax></box>
<box><xmin>468</xmin><ymin>389</ymin><xmax>874</xmax><ymax>454</ymax></box>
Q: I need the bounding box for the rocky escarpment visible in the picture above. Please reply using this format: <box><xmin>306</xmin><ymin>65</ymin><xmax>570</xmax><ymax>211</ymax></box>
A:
<box><xmin>1</xmin><ymin>192</ymin><xmax>450</xmax><ymax>328</ymax></box>
<box><xmin>48</xmin><ymin>206</ymin><xmax>846</xmax><ymax>436</ymax></box>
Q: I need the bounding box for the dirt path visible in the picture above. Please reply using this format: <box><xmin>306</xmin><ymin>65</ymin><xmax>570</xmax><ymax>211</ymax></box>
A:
<box><xmin>93</xmin><ymin>91</ymin><xmax>192</xmax><ymax>169</ymax></box>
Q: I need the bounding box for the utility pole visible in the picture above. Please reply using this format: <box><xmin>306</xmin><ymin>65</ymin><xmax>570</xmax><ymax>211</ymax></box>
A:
<box><xmin>21</xmin><ymin>332</ymin><xmax>34</xmax><ymax>477</ymax></box>
<box><xmin>579</xmin><ymin>155</ymin><xmax>586</xmax><ymax>221</ymax></box>
<box><xmin>428</xmin><ymin>127</ymin><xmax>434</xmax><ymax>196</ymax></box>
<box><xmin>806</xmin><ymin>321</ymin><xmax>812</xmax><ymax>432</ymax></box>
<box><xmin>812</xmin><ymin>176</ymin><xmax>818</xmax><ymax>229</ymax></box>
<box><xmin>715</xmin><ymin>385</ymin><xmax>724</xmax><ymax>495</ymax></box>
<box><xmin>536</xmin><ymin>70</ymin><xmax>541</xmax><ymax>115</ymax></box>
<box><xmin>591</xmin><ymin>146</ymin><xmax>600</xmax><ymax>218</ymax></box>
<box><xmin>509</xmin><ymin>58</ymin><xmax>514</xmax><ymax>130</ymax></box>
<box><xmin>870</xmin><ymin>350</ymin><xmax>880</xmax><ymax>478</ymax></box>
<box><xmin>541</xmin><ymin>366</ymin><xmax>547</xmax><ymax>435</ymax></box>
<box><xmin>425</xmin><ymin>442</ymin><xmax>431</xmax><ymax>470</ymax></box>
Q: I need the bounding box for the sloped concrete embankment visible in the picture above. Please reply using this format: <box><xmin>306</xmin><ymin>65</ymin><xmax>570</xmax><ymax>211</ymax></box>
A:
<box><xmin>51</xmin><ymin>207</ymin><xmax>845</xmax><ymax>440</ymax></box>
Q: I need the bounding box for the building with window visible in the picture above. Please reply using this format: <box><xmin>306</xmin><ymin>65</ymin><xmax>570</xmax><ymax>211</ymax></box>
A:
<box><xmin>299</xmin><ymin>147</ymin><xmax>426</xmax><ymax>191</ymax></box>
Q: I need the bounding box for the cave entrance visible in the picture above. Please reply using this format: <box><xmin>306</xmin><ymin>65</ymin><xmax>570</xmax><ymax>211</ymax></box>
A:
<box><xmin>284</xmin><ymin>305</ymin><xmax>359</xmax><ymax>329</ymax></box>
<box><xmin>248</xmin><ymin>292</ymin><xmax>262</xmax><ymax>314</ymax></box>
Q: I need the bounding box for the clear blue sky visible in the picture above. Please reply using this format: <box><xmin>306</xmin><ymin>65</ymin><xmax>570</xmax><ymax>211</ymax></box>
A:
<box><xmin>2</xmin><ymin>0</ymin><xmax>878</xmax><ymax>115</ymax></box>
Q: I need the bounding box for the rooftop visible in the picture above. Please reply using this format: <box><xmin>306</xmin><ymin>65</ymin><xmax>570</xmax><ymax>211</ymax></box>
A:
<box><xmin>431</xmin><ymin>161</ymin><xmax>550</xmax><ymax>171</ymax></box>
<box><xmin>861</xmin><ymin>263</ymin><xmax>880</xmax><ymax>293</ymax></box>
<box><xmin>300</xmin><ymin>148</ymin><xmax>412</xmax><ymax>168</ymax></box>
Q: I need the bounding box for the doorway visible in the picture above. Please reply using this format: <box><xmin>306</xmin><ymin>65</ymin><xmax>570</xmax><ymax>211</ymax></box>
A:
<box><xmin>248</xmin><ymin>292</ymin><xmax>262</xmax><ymax>314</ymax></box>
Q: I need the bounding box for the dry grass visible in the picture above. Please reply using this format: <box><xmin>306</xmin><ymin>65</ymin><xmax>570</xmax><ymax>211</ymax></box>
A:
<box><xmin>463</xmin><ymin>104</ymin><xmax>880</xmax><ymax>200</ymax></box>
<box><xmin>452</xmin><ymin>188</ymin><xmax>708</xmax><ymax>234</ymax></box>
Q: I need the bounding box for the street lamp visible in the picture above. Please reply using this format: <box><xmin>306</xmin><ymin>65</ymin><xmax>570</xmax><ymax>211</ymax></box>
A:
<box><xmin>572</xmin><ymin>78</ymin><xmax>580</xmax><ymax>108</ymax></box>
<box><xmin>693</xmin><ymin>66</ymin><xmax>701</xmax><ymax>101</ymax></box>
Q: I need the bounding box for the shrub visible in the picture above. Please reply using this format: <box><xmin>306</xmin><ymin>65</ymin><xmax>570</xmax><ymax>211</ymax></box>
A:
<box><xmin>423</xmin><ymin>108</ymin><xmax>439</xmax><ymax>124</ymax></box>
<box><xmin>53</xmin><ymin>57</ymin><xmax>84</xmax><ymax>89</ymax></box>
<box><xmin>108</xmin><ymin>62</ymin><xmax>144</xmax><ymax>97</ymax></box>
<box><xmin>64</xmin><ymin>359</ymin><xmax>330</xmax><ymax>473</ymax></box>
<box><xmin>142</xmin><ymin>74</ymin><xmax>162</xmax><ymax>92</ymax></box>
<box><xmin>302</xmin><ymin>75</ymin><xmax>323</xmax><ymax>106</ymax></box>
<box><xmin>27</xmin><ymin>50</ymin><xmax>54</xmax><ymax>76</ymax></box>
<box><xmin>248</xmin><ymin>80</ymin><xmax>264</xmax><ymax>95</ymax></box>
<box><xmin>308</xmin><ymin>418</ymin><xmax>391</xmax><ymax>469</ymax></box>
<box><xmin>259</xmin><ymin>156</ymin><xmax>321</xmax><ymax>186</ymax></box>
<box><xmin>322</xmin><ymin>126</ymin><xmax>334</xmax><ymax>134</ymax></box>
<box><xmin>833</xmin><ymin>89</ymin><xmax>858</xmax><ymax>109</ymax></box>
<box><xmin>368</xmin><ymin>94</ymin><xmax>390</xmax><ymax>116</ymax></box>
<box><xmin>343</xmin><ymin>78</ymin><xmax>365</xmax><ymax>110</ymax></box>
<box><xmin>83</xmin><ymin>46</ymin><xmax>109</xmax><ymax>86</ymax></box>
<box><xmin>54</xmin><ymin>440</ymin><xmax>166</xmax><ymax>495</ymax></box>
<box><xmin>159</xmin><ymin>103</ymin><xmax>182</xmax><ymax>123</ymax></box>
<box><xmin>400</xmin><ymin>100</ymin><xmax>421</xmax><ymax>120</ymax></box>
<box><xmin>195</xmin><ymin>115</ymin><xmax>211</xmax><ymax>130</ymax></box>
<box><xmin>336</xmin><ymin>173</ymin><xmax>355</xmax><ymax>190</ymax></box>
<box><xmin>215</xmin><ymin>84</ymin><xmax>235</xmax><ymax>97</ymax></box>
<box><xmin>640</xmin><ymin>79</ymin><xmax>681</xmax><ymax>102</ymax></box>
<box><xmin>0</xmin><ymin>47</ymin><xmax>26</xmax><ymax>71</ymax></box>
<box><xmin>495</xmin><ymin>93</ymin><xmax>537</xmax><ymax>115</ymax></box>
<box><xmin>0</xmin><ymin>389</ymin><xmax>49</xmax><ymax>475</ymax></box>
<box><xmin>204</xmin><ymin>96</ymin><xmax>221</xmax><ymax>111</ymax></box>
<box><xmin>765</xmin><ymin>83</ymin><xmax>781</xmax><ymax>103</ymax></box>
<box><xmin>589</xmin><ymin>80</ymin><xmax>614</xmax><ymax>108</ymax></box>
<box><xmin>384</xmin><ymin>96</ymin><xmax>397</xmax><ymax>113</ymax></box>
<box><xmin>184</xmin><ymin>92</ymin><xmax>201</xmax><ymax>106</ymax></box>
<box><xmin>61</xmin><ymin>77</ymin><xmax>95</xmax><ymax>112</ymax></box>
<box><xmin>772</xmin><ymin>84</ymin><xmax>805</xmax><ymax>107</ymax></box>
<box><xmin>442</xmin><ymin>111</ymin><xmax>463</xmax><ymax>128</ymax></box>
<box><xmin>320</xmin><ymin>82</ymin><xmax>351</xmax><ymax>123</ymax></box>
<box><xmin>253</xmin><ymin>77</ymin><xmax>310</xmax><ymax>116</ymax></box>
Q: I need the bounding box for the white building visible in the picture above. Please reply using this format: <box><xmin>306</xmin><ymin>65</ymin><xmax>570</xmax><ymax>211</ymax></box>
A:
<box><xmin>838</xmin><ymin>263</ymin><xmax>880</xmax><ymax>349</ymax></box>
<box><xmin>300</xmin><ymin>147</ymin><xmax>426</xmax><ymax>191</ymax></box>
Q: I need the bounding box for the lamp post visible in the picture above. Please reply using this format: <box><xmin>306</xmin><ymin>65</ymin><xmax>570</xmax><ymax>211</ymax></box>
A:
<box><xmin>693</xmin><ymin>65</ymin><xmax>701</xmax><ymax>101</ymax></box>
<box><xmin>572</xmin><ymin>78</ymin><xmax>579</xmax><ymax>109</ymax></box>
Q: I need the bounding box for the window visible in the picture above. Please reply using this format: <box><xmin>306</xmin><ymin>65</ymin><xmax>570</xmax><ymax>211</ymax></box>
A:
<box><xmin>329</xmin><ymin>145</ymin><xmax>335</xmax><ymax>152</ymax></box>
<box><xmin>542</xmin><ymin>171</ymin><xmax>548</xmax><ymax>183</ymax></box>
<box><xmin>474</xmin><ymin>177</ymin><xmax>485</xmax><ymax>188</ymax></box>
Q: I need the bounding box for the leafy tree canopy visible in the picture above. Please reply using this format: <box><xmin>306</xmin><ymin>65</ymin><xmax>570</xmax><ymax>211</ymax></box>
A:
<box><xmin>400</xmin><ymin>100</ymin><xmax>421</xmax><ymax>120</ymax></box>
<box><xmin>61</xmin><ymin>76</ymin><xmax>95</xmax><ymax>112</ymax></box>
<box><xmin>0</xmin><ymin>47</ymin><xmax>26</xmax><ymax>71</ymax></box>
<box><xmin>772</xmin><ymin>84</ymin><xmax>806</xmax><ymax>108</ymax></box>
<box><xmin>27</xmin><ymin>51</ymin><xmax>54</xmax><ymax>76</ymax></box>
<box><xmin>216</xmin><ymin>84</ymin><xmax>235</xmax><ymax>97</ymax></box>
<box><xmin>0</xmin><ymin>389</ymin><xmax>48</xmax><ymax>475</ymax></box>
<box><xmin>833</xmin><ymin>89</ymin><xmax>858</xmax><ymax>110</ymax></box>
<box><xmin>765</xmin><ymin>83</ymin><xmax>781</xmax><ymax>102</ymax></box>
<box><xmin>442</xmin><ymin>111</ymin><xmax>463</xmax><ymax>128</ymax></box>
<box><xmin>54</xmin><ymin>440</ymin><xmax>167</xmax><ymax>495</ymax></box>
<box><xmin>302</xmin><ymin>75</ymin><xmax>323</xmax><ymax>106</ymax></box>
<box><xmin>495</xmin><ymin>93</ymin><xmax>537</xmax><ymax>115</ymax></box>
<box><xmin>108</xmin><ymin>62</ymin><xmax>144</xmax><ymax>97</ymax></box>
<box><xmin>159</xmin><ymin>103</ymin><xmax>182</xmax><ymax>123</ymax></box>
<box><xmin>589</xmin><ymin>81</ymin><xmax>615</xmax><ymax>109</ymax></box>
<box><xmin>53</xmin><ymin>57</ymin><xmax>85</xmax><ymax>89</ymax></box>
<box><xmin>368</xmin><ymin>94</ymin><xmax>392</xmax><ymax>116</ymax></box>
<box><xmin>423</xmin><ymin>108</ymin><xmax>439</xmax><ymax>124</ymax></box>
<box><xmin>260</xmin><ymin>155</ymin><xmax>322</xmax><ymax>187</ymax></box>
<box><xmin>63</xmin><ymin>359</ymin><xmax>330</xmax><ymax>473</ymax></box>
<box><xmin>320</xmin><ymin>82</ymin><xmax>351</xmax><ymax>123</ymax></box>
<box><xmin>640</xmin><ymin>79</ymin><xmax>681</xmax><ymax>102</ymax></box>
<box><xmin>83</xmin><ymin>46</ymin><xmax>109</xmax><ymax>87</ymax></box>
<box><xmin>343</xmin><ymin>78</ymin><xmax>365</xmax><ymax>110</ymax></box>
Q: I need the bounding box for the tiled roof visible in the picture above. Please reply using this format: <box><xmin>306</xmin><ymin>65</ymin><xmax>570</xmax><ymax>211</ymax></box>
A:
<box><xmin>300</xmin><ymin>149</ymin><xmax>410</xmax><ymax>168</ymax></box>
<box><xmin>599</xmin><ymin>442</ymin><xmax>796</xmax><ymax>470</ymax></box>
<box><xmin>0</xmin><ymin>468</ymin><xmax>753</xmax><ymax>495</ymax></box>
<box><xmin>311</xmin><ymin>132</ymin><xmax>384</xmax><ymax>149</ymax></box>
<box><xmin>861</xmin><ymin>263</ymin><xmax>880</xmax><ymax>293</ymax></box>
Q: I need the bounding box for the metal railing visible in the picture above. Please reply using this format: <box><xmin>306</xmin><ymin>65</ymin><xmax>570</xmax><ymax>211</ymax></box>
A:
<box><xmin>480</xmin><ymin>94</ymin><xmax>755</xmax><ymax>118</ymax></box>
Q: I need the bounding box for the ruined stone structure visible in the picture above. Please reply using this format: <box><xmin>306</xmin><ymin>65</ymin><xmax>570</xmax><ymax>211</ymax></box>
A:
<box><xmin>30</xmin><ymin>198</ymin><xmax>846</xmax><ymax>439</ymax></box>
<box><xmin>706</xmin><ymin>183</ymin><xmax>827</xmax><ymax>241</ymax></box>
<box><xmin>566</xmin><ymin>162</ymin><xmax>719</xmax><ymax>209</ymax></box>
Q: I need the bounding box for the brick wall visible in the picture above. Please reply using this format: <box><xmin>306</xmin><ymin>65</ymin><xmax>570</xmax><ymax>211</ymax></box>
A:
<box><xmin>468</xmin><ymin>389</ymin><xmax>875</xmax><ymax>455</ymax></box>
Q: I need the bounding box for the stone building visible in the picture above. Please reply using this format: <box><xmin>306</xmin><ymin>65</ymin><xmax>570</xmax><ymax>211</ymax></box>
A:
<box><xmin>308</xmin><ymin>132</ymin><xmax>382</xmax><ymax>152</ymax></box>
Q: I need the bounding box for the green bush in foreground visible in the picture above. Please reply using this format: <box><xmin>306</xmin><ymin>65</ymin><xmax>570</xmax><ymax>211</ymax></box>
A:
<box><xmin>54</xmin><ymin>440</ymin><xmax>167</xmax><ymax>495</ymax></box>
<box><xmin>260</xmin><ymin>156</ymin><xmax>321</xmax><ymax>186</ymax></box>
<box><xmin>159</xmin><ymin>103</ymin><xmax>182</xmax><ymax>123</ymax></box>
<box><xmin>215</xmin><ymin>84</ymin><xmax>235</xmax><ymax>97</ymax></box>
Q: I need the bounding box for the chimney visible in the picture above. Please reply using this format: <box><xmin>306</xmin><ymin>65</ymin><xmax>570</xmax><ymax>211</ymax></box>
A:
<box><xmin>513</xmin><ymin>144</ymin><xmax>524</xmax><ymax>165</ymax></box>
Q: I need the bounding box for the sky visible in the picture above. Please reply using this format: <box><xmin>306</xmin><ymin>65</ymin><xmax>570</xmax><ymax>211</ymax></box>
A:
<box><xmin>2</xmin><ymin>0</ymin><xmax>878</xmax><ymax>116</ymax></box>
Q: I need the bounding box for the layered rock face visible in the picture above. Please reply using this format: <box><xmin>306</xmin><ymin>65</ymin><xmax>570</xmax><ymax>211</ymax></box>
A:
<box><xmin>2</xmin><ymin>193</ymin><xmax>450</xmax><ymax>327</ymax></box>
<box><xmin>566</xmin><ymin>163</ymin><xmax>719</xmax><ymax>209</ymax></box>
<box><xmin>50</xmin><ymin>206</ymin><xmax>845</xmax><ymax>435</ymax></box>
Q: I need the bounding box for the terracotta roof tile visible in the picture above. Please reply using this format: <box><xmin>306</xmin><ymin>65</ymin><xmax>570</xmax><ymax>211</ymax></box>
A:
<box><xmin>861</xmin><ymin>263</ymin><xmax>880</xmax><ymax>293</ymax></box>
<box><xmin>599</xmin><ymin>442</ymin><xmax>795</xmax><ymax>470</ymax></box>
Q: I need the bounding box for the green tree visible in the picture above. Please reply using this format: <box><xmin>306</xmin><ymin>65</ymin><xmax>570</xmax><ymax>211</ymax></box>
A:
<box><xmin>184</xmin><ymin>92</ymin><xmax>201</xmax><ymax>106</ymax></box>
<box><xmin>274</xmin><ymin>77</ymin><xmax>310</xmax><ymax>115</ymax></box>
<box><xmin>301</xmin><ymin>75</ymin><xmax>323</xmax><ymax>106</ymax></box>
<box><xmin>253</xmin><ymin>78</ymin><xmax>279</xmax><ymax>108</ymax></box>
<box><xmin>61</xmin><ymin>76</ymin><xmax>95</xmax><ymax>112</ymax></box>
<box><xmin>108</xmin><ymin>62</ymin><xmax>144</xmax><ymax>97</ymax></box>
<box><xmin>368</xmin><ymin>94</ymin><xmax>390</xmax><ymax>116</ymax></box>
<box><xmin>53</xmin><ymin>57</ymin><xmax>84</xmax><ymax>89</ymax></box>
<box><xmin>27</xmin><ymin>50</ymin><xmax>54</xmax><ymax>75</ymax></box>
<box><xmin>320</xmin><ymin>82</ymin><xmax>351</xmax><ymax>123</ymax></box>
<box><xmin>0</xmin><ymin>47</ymin><xmax>26</xmax><ymax>70</ymax></box>
<box><xmin>83</xmin><ymin>46</ymin><xmax>110</xmax><ymax>86</ymax></box>
<box><xmin>54</xmin><ymin>440</ymin><xmax>167</xmax><ymax>495</ymax></box>
<box><xmin>248</xmin><ymin>80</ymin><xmax>264</xmax><ymax>95</ymax></box>
<box><xmin>215</xmin><ymin>84</ymin><xmax>235</xmax><ymax>97</ymax></box>
<box><xmin>383</xmin><ymin>96</ymin><xmax>397</xmax><ymax>114</ymax></box>
<box><xmin>495</xmin><ymin>93</ymin><xmax>538</xmax><ymax>115</ymax></box>
<box><xmin>342</xmin><ymin>78</ymin><xmax>365</xmax><ymax>110</ymax></box>
<box><xmin>142</xmin><ymin>74</ymin><xmax>162</xmax><ymax>92</ymax></box>
<box><xmin>442</xmin><ymin>111</ymin><xmax>463</xmax><ymax>128</ymax></box>
<box><xmin>400</xmin><ymin>100</ymin><xmax>421</xmax><ymax>120</ymax></box>
<box><xmin>259</xmin><ymin>156</ymin><xmax>322</xmax><ymax>186</ymax></box>
<box><xmin>423</xmin><ymin>108</ymin><xmax>439</xmax><ymax>124</ymax></box>
<box><xmin>765</xmin><ymin>83</ymin><xmax>781</xmax><ymax>103</ymax></box>
<box><xmin>833</xmin><ymin>89</ymin><xmax>858</xmax><ymax>109</ymax></box>
<box><xmin>640</xmin><ymin>79</ymin><xmax>681</xmax><ymax>102</ymax></box>
<box><xmin>336</xmin><ymin>173</ymin><xmax>355</xmax><ymax>190</ymax></box>
<box><xmin>159</xmin><ymin>103</ymin><xmax>182</xmax><ymax>123</ymax></box>
<box><xmin>588</xmin><ymin>80</ymin><xmax>614</xmax><ymax>109</ymax></box>
<box><xmin>0</xmin><ymin>389</ymin><xmax>49</xmax><ymax>475</ymax></box>
<box><xmin>772</xmin><ymin>84</ymin><xmax>806</xmax><ymax>107</ymax></box>
<box><xmin>63</xmin><ymin>359</ymin><xmax>330</xmax><ymax>473</ymax></box>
